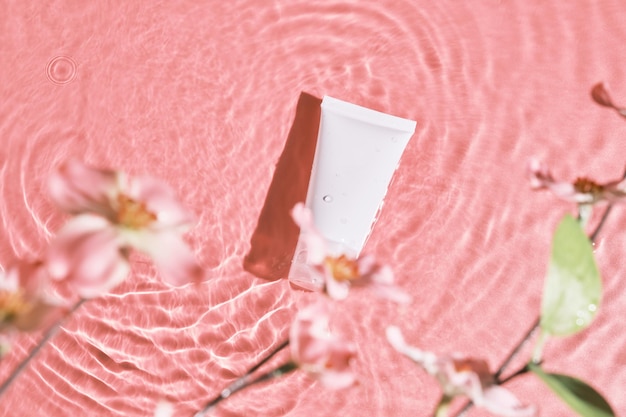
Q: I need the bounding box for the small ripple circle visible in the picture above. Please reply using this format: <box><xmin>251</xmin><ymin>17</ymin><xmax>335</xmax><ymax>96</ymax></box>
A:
<box><xmin>46</xmin><ymin>56</ymin><xmax>77</xmax><ymax>84</ymax></box>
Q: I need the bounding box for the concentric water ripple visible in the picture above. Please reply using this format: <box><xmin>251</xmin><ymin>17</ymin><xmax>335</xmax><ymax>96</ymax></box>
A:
<box><xmin>1</xmin><ymin>1</ymin><xmax>626</xmax><ymax>416</ymax></box>
<box><xmin>46</xmin><ymin>56</ymin><xmax>77</xmax><ymax>85</ymax></box>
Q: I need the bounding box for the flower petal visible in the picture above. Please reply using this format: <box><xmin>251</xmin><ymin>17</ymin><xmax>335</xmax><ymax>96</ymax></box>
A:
<box><xmin>386</xmin><ymin>328</ymin><xmax>536</xmax><ymax>416</ymax></box>
<box><xmin>442</xmin><ymin>357</ymin><xmax>489</xmax><ymax>399</ymax></box>
<box><xmin>528</xmin><ymin>159</ymin><xmax>591</xmax><ymax>203</ymax></box>
<box><xmin>7</xmin><ymin>260</ymin><xmax>52</xmax><ymax>297</ymax></box>
<box><xmin>154</xmin><ymin>401</ymin><xmax>174</xmax><ymax>417</ymax></box>
<box><xmin>129</xmin><ymin>230</ymin><xmax>203</xmax><ymax>286</ymax></box>
<box><xmin>316</xmin><ymin>341</ymin><xmax>359</xmax><ymax>389</ymax></box>
<box><xmin>591</xmin><ymin>82</ymin><xmax>615</xmax><ymax>108</ymax></box>
<box><xmin>0</xmin><ymin>261</ymin><xmax>68</xmax><ymax>332</ymax></box>
<box><xmin>291</xmin><ymin>301</ymin><xmax>357</xmax><ymax>389</ymax></box>
<box><xmin>358</xmin><ymin>256</ymin><xmax>391</xmax><ymax>283</ymax></box>
<box><xmin>291</xmin><ymin>203</ymin><xmax>328</xmax><ymax>264</ymax></box>
<box><xmin>47</xmin><ymin>214</ymin><xmax>130</xmax><ymax>298</ymax></box>
<box><xmin>528</xmin><ymin>158</ymin><xmax>556</xmax><ymax>191</ymax></box>
<box><xmin>127</xmin><ymin>175</ymin><xmax>194</xmax><ymax>229</ymax></box>
<box><xmin>49</xmin><ymin>160</ymin><xmax>119</xmax><ymax>219</ymax></box>
<box><xmin>589</xmin><ymin>82</ymin><xmax>626</xmax><ymax>119</ymax></box>
<box><xmin>371</xmin><ymin>283</ymin><xmax>412</xmax><ymax>304</ymax></box>
<box><xmin>386</xmin><ymin>326</ymin><xmax>426</xmax><ymax>364</ymax></box>
<box><xmin>357</xmin><ymin>259</ymin><xmax>411</xmax><ymax>303</ymax></box>
<box><xmin>290</xmin><ymin>301</ymin><xmax>329</xmax><ymax>361</ymax></box>
<box><xmin>480</xmin><ymin>385</ymin><xmax>537</xmax><ymax>417</ymax></box>
<box><xmin>0</xmin><ymin>266</ymin><xmax>20</xmax><ymax>292</ymax></box>
<box><xmin>324</xmin><ymin>273</ymin><xmax>350</xmax><ymax>300</ymax></box>
<box><xmin>0</xmin><ymin>334</ymin><xmax>13</xmax><ymax>357</ymax></box>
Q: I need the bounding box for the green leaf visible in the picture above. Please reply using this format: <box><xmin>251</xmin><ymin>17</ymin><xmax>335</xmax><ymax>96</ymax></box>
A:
<box><xmin>529</xmin><ymin>363</ymin><xmax>615</xmax><ymax>417</ymax></box>
<box><xmin>540</xmin><ymin>214</ymin><xmax>601</xmax><ymax>336</ymax></box>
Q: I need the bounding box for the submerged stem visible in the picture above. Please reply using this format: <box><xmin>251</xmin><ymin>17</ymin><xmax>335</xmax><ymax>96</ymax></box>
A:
<box><xmin>193</xmin><ymin>339</ymin><xmax>291</xmax><ymax>416</ymax></box>
<box><xmin>590</xmin><ymin>163</ymin><xmax>626</xmax><ymax>242</ymax></box>
<box><xmin>194</xmin><ymin>361</ymin><xmax>297</xmax><ymax>416</ymax></box>
<box><xmin>450</xmin><ymin>318</ymin><xmax>542</xmax><ymax>417</ymax></box>
<box><xmin>450</xmin><ymin>202</ymin><xmax>615</xmax><ymax>417</ymax></box>
<box><xmin>589</xmin><ymin>204</ymin><xmax>613</xmax><ymax>243</ymax></box>
<box><xmin>240</xmin><ymin>338</ymin><xmax>290</xmax><ymax>376</ymax></box>
<box><xmin>494</xmin><ymin>196</ymin><xmax>610</xmax><ymax>380</ymax></box>
<box><xmin>494</xmin><ymin>316</ymin><xmax>541</xmax><ymax>381</ymax></box>
<box><xmin>0</xmin><ymin>298</ymin><xmax>86</xmax><ymax>399</ymax></box>
<box><xmin>450</xmin><ymin>363</ymin><xmax>535</xmax><ymax>417</ymax></box>
<box><xmin>498</xmin><ymin>362</ymin><xmax>537</xmax><ymax>385</ymax></box>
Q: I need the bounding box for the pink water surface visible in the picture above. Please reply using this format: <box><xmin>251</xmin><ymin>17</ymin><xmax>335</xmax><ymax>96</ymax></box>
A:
<box><xmin>2</xmin><ymin>1</ymin><xmax>626</xmax><ymax>416</ymax></box>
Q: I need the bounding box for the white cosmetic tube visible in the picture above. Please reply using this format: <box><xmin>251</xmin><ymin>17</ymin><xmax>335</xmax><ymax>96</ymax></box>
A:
<box><xmin>289</xmin><ymin>96</ymin><xmax>416</xmax><ymax>290</ymax></box>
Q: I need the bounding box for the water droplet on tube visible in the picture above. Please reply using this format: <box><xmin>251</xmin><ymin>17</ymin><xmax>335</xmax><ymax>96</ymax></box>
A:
<box><xmin>323</xmin><ymin>195</ymin><xmax>333</xmax><ymax>203</ymax></box>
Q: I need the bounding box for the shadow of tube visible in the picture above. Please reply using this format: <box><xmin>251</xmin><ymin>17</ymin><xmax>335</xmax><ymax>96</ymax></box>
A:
<box><xmin>243</xmin><ymin>92</ymin><xmax>321</xmax><ymax>280</ymax></box>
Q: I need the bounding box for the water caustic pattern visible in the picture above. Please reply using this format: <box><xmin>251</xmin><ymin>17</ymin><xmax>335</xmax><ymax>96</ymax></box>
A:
<box><xmin>1</xmin><ymin>0</ymin><xmax>626</xmax><ymax>416</ymax></box>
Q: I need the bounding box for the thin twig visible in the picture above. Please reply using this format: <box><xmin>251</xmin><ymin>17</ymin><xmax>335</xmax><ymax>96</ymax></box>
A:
<box><xmin>193</xmin><ymin>339</ymin><xmax>291</xmax><ymax>416</ymax></box>
<box><xmin>498</xmin><ymin>361</ymin><xmax>540</xmax><ymax>385</ymax></box>
<box><xmin>240</xmin><ymin>339</ymin><xmax>290</xmax><ymax>376</ymax></box>
<box><xmin>592</xmin><ymin>163</ymin><xmax>626</xmax><ymax>242</ymax></box>
<box><xmin>450</xmin><ymin>318</ymin><xmax>541</xmax><ymax>417</ymax></box>
<box><xmin>590</xmin><ymin>204</ymin><xmax>613</xmax><ymax>243</ymax></box>
<box><xmin>0</xmin><ymin>298</ymin><xmax>86</xmax><ymax>399</ymax></box>
<box><xmin>493</xmin><ymin>191</ymin><xmax>613</xmax><ymax>383</ymax></box>
<box><xmin>450</xmin><ymin>363</ymin><xmax>535</xmax><ymax>417</ymax></box>
<box><xmin>493</xmin><ymin>316</ymin><xmax>541</xmax><ymax>381</ymax></box>
<box><xmin>451</xmin><ymin>195</ymin><xmax>619</xmax><ymax>417</ymax></box>
<box><xmin>194</xmin><ymin>360</ymin><xmax>296</xmax><ymax>416</ymax></box>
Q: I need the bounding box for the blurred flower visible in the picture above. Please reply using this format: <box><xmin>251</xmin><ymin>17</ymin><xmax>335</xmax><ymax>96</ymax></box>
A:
<box><xmin>290</xmin><ymin>301</ymin><xmax>357</xmax><ymax>389</ymax></box>
<box><xmin>154</xmin><ymin>401</ymin><xmax>173</xmax><ymax>417</ymax></box>
<box><xmin>386</xmin><ymin>326</ymin><xmax>536</xmax><ymax>417</ymax></box>
<box><xmin>528</xmin><ymin>158</ymin><xmax>626</xmax><ymax>205</ymax></box>
<box><xmin>291</xmin><ymin>203</ymin><xmax>410</xmax><ymax>303</ymax></box>
<box><xmin>0</xmin><ymin>261</ymin><xmax>67</xmax><ymax>354</ymax></box>
<box><xmin>47</xmin><ymin>160</ymin><xmax>203</xmax><ymax>298</ymax></box>
<box><xmin>591</xmin><ymin>82</ymin><xmax>626</xmax><ymax>118</ymax></box>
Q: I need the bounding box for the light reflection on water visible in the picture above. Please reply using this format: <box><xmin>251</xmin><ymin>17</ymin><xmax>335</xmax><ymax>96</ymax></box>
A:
<box><xmin>1</xmin><ymin>1</ymin><xmax>626</xmax><ymax>416</ymax></box>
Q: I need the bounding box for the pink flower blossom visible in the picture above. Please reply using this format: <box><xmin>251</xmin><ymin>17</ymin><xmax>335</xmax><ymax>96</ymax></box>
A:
<box><xmin>154</xmin><ymin>401</ymin><xmax>173</xmax><ymax>417</ymax></box>
<box><xmin>0</xmin><ymin>261</ymin><xmax>67</xmax><ymax>353</ymax></box>
<box><xmin>528</xmin><ymin>158</ymin><xmax>626</xmax><ymax>205</ymax></box>
<box><xmin>290</xmin><ymin>301</ymin><xmax>357</xmax><ymax>389</ymax></box>
<box><xmin>47</xmin><ymin>160</ymin><xmax>203</xmax><ymax>298</ymax></box>
<box><xmin>386</xmin><ymin>327</ymin><xmax>536</xmax><ymax>417</ymax></box>
<box><xmin>290</xmin><ymin>203</ymin><xmax>410</xmax><ymax>303</ymax></box>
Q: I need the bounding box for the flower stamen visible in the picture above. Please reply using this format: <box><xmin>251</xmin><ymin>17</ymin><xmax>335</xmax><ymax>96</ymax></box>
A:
<box><xmin>116</xmin><ymin>193</ymin><xmax>157</xmax><ymax>229</ymax></box>
<box><xmin>324</xmin><ymin>255</ymin><xmax>360</xmax><ymax>282</ymax></box>
<box><xmin>0</xmin><ymin>290</ymin><xmax>33</xmax><ymax>327</ymax></box>
<box><xmin>573</xmin><ymin>177</ymin><xmax>604</xmax><ymax>196</ymax></box>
